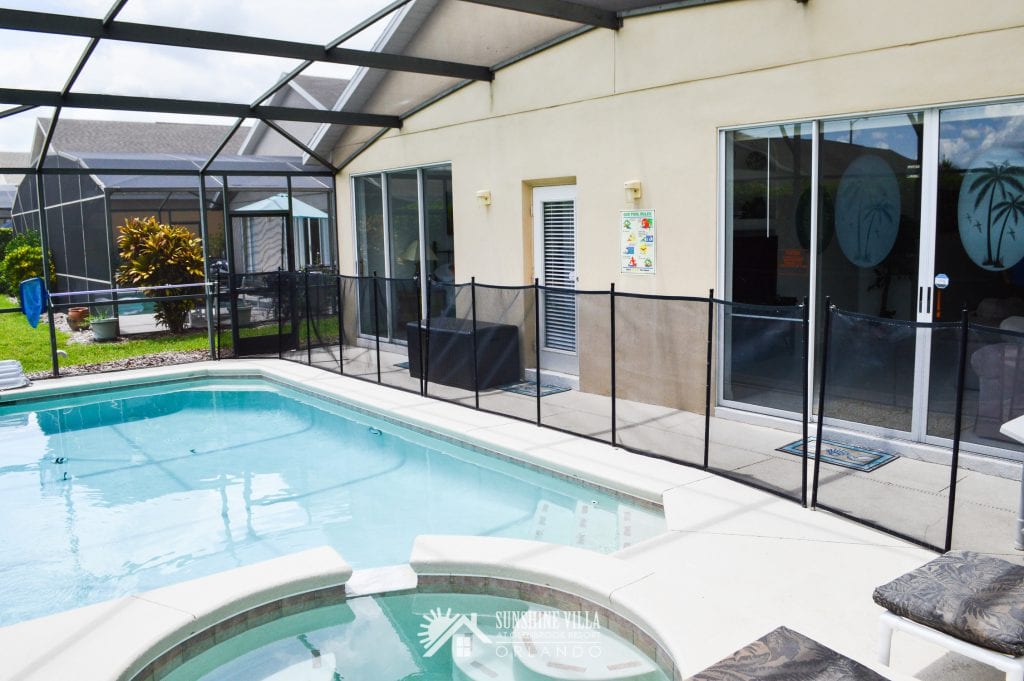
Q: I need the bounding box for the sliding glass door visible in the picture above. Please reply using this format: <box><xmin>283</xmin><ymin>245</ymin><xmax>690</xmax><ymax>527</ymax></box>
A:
<box><xmin>816</xmin><ymin>113</ymin><xmax>924</xmax><ymax>434</ymax></box>
<box><xmin>721</xmin><ymin>123</ymin><xmax>811</xmax><ymax>414</ymax></box>
<box><xmin>723</xmin><ymin>99</ymin><xmax>1024</xmax><ymax>451</ymax></box>
<box><xmin>926</xmin><ymin>102</ymin><xmax>1024</xmax><ymax>451</ymax></box>
<box><xmin>353</xmin><ymin>164</ymin><xmax>454</xmax><ymax>343</ymax></box>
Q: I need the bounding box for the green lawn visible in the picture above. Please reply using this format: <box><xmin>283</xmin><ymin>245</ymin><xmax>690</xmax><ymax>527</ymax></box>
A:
<box><xmin>1</xmin><ymin>296</ymin><xmax>209</xmax><ymax>373</ymax></box>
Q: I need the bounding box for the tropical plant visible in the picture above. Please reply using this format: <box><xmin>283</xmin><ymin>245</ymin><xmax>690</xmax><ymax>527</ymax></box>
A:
<box><xmin>0</xmin><ymin>227</ymin><xmax>13</xmax><ymax>255</ymax></box>
<box><xmin>4</xmin><ymin>229</ymin><xmax>42</xmax><ymax>255</ymax></box>
<box><xmin>969</xmin><ymin>160</ymin><xmax>1024</xmax><ymax>267</ymax></box>
<box><xmin>0</xmin><ymin>243</ymin><xmax>56</xmax><ymax>295</ymax></box>
<box><xmin>116</xmin><ymin>216</ymin><xmax>204</xmax><ymax>333</ymax></box>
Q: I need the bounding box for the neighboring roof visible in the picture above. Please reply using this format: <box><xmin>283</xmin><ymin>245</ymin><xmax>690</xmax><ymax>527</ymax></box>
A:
<box><xmin>58</xmin><ymin>151</ymin><xmax>331</xmax><ymax>193</ymax></box>
<box><xmin>291</xmin><ymin>75</ymin><xmax>350</xmax><ymax>111</ymax></box>
<box><xmin>235</xmin><ymin>193</ymin><xmax>329</xmax><ymax>218</ymax></box>
<box><xmin>0</xmin><ymin>184</ymin><xmax>17</xmax><ymax>211</ymax></box>
<box><xmin>0</xmin><ymin>152</ymin><xmax>29</xmax><ymax>185</ymax></box>
<box><xmin>33</xmin><ymin>118</ymin><xmax>246</xmax><ymax>160</ymax></box>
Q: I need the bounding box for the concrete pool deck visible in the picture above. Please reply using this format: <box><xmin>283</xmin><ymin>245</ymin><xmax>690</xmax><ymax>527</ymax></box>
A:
<box><xmin>0</xmin><ymin>359</ymin><xmax>1012</xmax><ymax>680</ymax></box>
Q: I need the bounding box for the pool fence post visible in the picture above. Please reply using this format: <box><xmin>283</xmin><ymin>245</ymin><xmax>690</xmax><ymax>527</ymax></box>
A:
<box><xmin>610</xmin><ymin>283</ymin><xmax>617</xmax><ymax>448</ymax></box>
<box><xmin>425</xmin><ymin>274</ymin><xmax>434</xmax><ymax>393</ymax></box>
<box><xmin>471</xmin><ymin>277</ymin><xmax>480</xmax><ymax>410</ymax></box>
<box><xmin>197</xmin><ymin>179</ymin><xmax>216</xmax><ymax>359</ymax></box>
<box><xmin>946</xmin><ymin>306</ymin><xmax>969</xmax><ymax>552</ymax></box>
<box><xmin>703</xmin><ymin>289</ymin><xmax>714</xmax><ymax>470</ymax></box>
<box><xmin>801</xmin><ymin>295</ymin><xmax>810</xmax><ymax>508</ymax></box>
<box><xmin>34</xmin><ymin>173</ymin><xmax>60</xmax><ymax>377</ymax></box>
<box><xmin>535</xmin><ymin>278</ymin><xmax>542</xmax><ymax>427</ymax></box>
<box><xmin>424</xmin><ymin>277</ymin><xmax>433</xmax><ymax>396</ymax></box>
<box><xmin>372</xmin><ymin>272</ymin><xmax>381</xmax><ymax>383</ymax></box>
<box><xmin>304</xmin><ymin>270</ymin><xmax>312</xmax><ymax>366</ymax></box>
<box><xmin>811</xmin><ymin>297</ymin><xmax>833</xmax><ymax>509</ymax></box>
<box><xmin>214</xmin><ymin>272</ymin><xmax>221</xmax><ymax>359</ymax></box>
<box><xmin>412</xmin><ymin>277</ymin><xmax>423</xmax><ymax>395</ymax></box>
<box><xmin>336</xmin><ymin>275</ymin><xmax>344</xmax><ymax>375</ymax></box>
<box><xmin>276</xmin><ymin>271</ymin><xmax>284</xmax><ymax>360</ymax></box>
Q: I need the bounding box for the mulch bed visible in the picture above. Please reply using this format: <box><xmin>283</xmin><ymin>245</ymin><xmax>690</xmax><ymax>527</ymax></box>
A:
<box><xmin>26</xmin><ymin>350</ymin><xmax>225</xmax><ymax>380</ymax></box>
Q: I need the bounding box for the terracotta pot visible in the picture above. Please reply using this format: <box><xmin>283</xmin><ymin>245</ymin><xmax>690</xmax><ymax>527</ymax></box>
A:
<box><xmin>68</xmin><ymin>307</ymin><xmax>90</xmax><ymax>331</ymax></box>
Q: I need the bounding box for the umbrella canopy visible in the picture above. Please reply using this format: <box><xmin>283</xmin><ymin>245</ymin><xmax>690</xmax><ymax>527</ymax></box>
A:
<box><xmin>234</xmin><ymin>193</ymin><xmax>328</xmax><ymax>219</ymax></box>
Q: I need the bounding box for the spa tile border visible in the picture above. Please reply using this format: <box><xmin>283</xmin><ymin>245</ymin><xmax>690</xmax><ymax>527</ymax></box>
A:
<box><xmin>417</xmin><ymin>574</ymin><xmax>679</xmax><ymax>680</ymax></box>
<box><xmin>134</xmin><ymin>577</ymin><xmax>677</xmax><ymax>681</ymax></box>
<box><xmin>132</xmin><ymin>584</ymin><xmax>349</xmax><ymax>681</ymax></box>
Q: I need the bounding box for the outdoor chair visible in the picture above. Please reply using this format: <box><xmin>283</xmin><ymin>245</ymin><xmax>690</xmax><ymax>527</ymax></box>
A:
<box><xmin>685</xmin><ymin>625</ymin><xmax>888</xmax><ymax>680</ymax></box>
<box><xmin>874</xmin><ymin>550</ymin><xmax>1024</xmax><ymax>681</ymax></box>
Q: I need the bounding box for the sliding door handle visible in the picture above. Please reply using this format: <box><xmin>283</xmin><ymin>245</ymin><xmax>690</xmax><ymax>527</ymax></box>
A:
<box><xmin>926</xmin><ymin>286</ymin><xmax>932</xmax><ymax>315</ymax></box>
<box><xmin>918</xmin><ymin>286</ymin><xmax>923</xmax><ymax>314</ymax></box>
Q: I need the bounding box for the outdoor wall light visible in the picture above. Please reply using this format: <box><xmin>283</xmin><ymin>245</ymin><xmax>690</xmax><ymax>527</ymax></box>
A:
<box><xmin>624</xmin><ymin>180</ymin><xmax>643</xmax><ymax>205</ymax></box>
<box><xmin>476</xmin><ymin>190</ymin><xmax>491</xmax><ymax>207</ymax></box>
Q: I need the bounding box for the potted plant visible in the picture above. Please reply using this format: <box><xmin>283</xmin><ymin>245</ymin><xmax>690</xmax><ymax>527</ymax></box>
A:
<box><xmin>89</xmin><ymin>309</ymin><xmax>118</xmax><ymax>342</ymax></box>
<box><xmin>67</xmin><ymin>306</ymin><xmax>90</xmax><ymax>331</ymax></box>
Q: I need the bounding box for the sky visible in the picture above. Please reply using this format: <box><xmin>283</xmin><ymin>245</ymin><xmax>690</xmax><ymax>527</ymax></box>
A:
<box><xmin>0</xmin><ymin>0</ymin><xmax>395</xmax><ymax>153</ymax></box>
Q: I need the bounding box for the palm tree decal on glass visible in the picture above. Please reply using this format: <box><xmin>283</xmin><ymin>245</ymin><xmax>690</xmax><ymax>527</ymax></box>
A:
<box><xmin>959</xmin><ymin>151</ymin><xmax>1024</xmax><ymax>271</ymax></box>
<box><xmin>835</xmin><ymin>155</ymin><xmax>901</xmax><ymax>268</ymax></box>
<box><xmin>993</xmin><ymin>192</ymin><xmax>1024</xmax><ymax>266</ymax></box>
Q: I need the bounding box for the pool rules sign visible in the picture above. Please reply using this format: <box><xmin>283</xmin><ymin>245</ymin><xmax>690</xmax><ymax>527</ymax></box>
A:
<box><xmin>621</xmin><ymin>209</ymin><xmax>656</xmax><ymax>274</ymax></box>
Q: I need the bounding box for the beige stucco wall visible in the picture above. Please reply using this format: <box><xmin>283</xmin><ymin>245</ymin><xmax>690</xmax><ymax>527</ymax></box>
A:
<box><xmin>332</xmin><ymin>0</ymin><xmax>1024</xmax><ymax>408</ymax></box>
<box><xmin>336</xmin><ymin>0</ymin><xmax>1024</xmax><ymax>291</ymax></box>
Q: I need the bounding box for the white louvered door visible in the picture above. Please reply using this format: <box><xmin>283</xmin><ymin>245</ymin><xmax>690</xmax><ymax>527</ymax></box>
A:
<box><xmin>533</xmin><ymin>185</ymin><xmax>579</xmax><ymax>375</ymax></box>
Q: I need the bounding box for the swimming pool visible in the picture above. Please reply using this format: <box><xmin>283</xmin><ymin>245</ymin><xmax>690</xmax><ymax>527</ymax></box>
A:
<box><xmin>0</xmin><ymin>378</ymin><xmax>664</xmax><ymax>626</ymax></box>
<box><xmin>158</xmin><ymin>590</ymin><xmax>671</xmax><ymax>681</ymax></box>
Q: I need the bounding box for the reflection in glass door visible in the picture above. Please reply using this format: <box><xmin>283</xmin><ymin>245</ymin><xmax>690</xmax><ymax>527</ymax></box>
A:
<box><xmin>724</xmin><ymin>100</ymin><xmax>1024</xmax><ymax>454</ymax></box>
<box><xmin>927</xmin><ymin>101</ymin><xmax>1024</xmax><ymax>452</ymax></box>
<box><xmin>353</xmin><ymin>165</ymin><xmax>455</xmax><ymax>343</ymax></box>
<box><xmin>722</xmin><ymin>123</ymin><xmax>812</xmax><ymax>415</ymax></box>
<box><xmin>815</xmin><ymin>114</ymin><xmax>924</xmax><ymax>433</ymax></box>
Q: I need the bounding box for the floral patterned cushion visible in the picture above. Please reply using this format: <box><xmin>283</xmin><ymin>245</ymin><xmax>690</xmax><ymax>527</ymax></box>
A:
<box><xmin>873</xmin><ymin>550</ymin><xmax>1024</xmax><ymax>656</ymax></box>
<box><xmin>685</xmin><ymin>626</ymin><xmax>888</xmax><ymax>680</ymax></box>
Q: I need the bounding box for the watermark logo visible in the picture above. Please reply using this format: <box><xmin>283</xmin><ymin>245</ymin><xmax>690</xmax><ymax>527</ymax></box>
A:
<box><xmin>418</xmin><ymin>608</ymin><xmax>492</xmax><ymax>658</ymax></box>
<box><xmin>417</xmin><ymin>607</ymin><xmax>606</xmax><ymax>661</ymax></box>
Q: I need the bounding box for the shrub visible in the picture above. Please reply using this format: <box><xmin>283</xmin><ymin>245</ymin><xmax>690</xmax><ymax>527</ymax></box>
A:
<box><xmin>4</xmin><ymin>229</ymin><xmax>42</xmax><ymax>256</ymax></box>
<box><xmin>0</xmin><ymin>227</ymin><xmax>13</xmax><ymax>255</ymax></box>
<box><xmin>116</xmin><ymin>216</ymin><xmax>205</xmax><ymax>333</ymax></box>
<box><xmin>0</xmin><ymin>243</ymin><xmax>55</xmax><ymax>296</ymax></box>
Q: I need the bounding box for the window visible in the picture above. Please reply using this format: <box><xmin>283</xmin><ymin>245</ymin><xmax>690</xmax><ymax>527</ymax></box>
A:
<box><xmin>353</xmin><ymin>164</ymin><xmax>454</xmax><ymax>341</ymax></box>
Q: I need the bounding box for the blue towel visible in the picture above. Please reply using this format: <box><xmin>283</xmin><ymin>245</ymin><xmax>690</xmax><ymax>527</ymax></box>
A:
<box><xmin>19</xmin><ymin>277</ymin><xmax>48</xmax><ymax>329</ymax></box>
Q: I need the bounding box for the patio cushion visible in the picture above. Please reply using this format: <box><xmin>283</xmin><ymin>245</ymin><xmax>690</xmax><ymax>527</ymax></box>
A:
<box><xmin>873</xmin><ymin>550</ymin><xmax>1024</xmax><ymax>656</ymax></box>
<box><xmin>685</xmin><ymin>626</ymin><xmax>887</xmax><ymax>680</ymax></box>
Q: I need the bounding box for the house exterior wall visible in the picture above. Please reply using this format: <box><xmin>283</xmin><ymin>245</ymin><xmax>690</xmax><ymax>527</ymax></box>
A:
<box><xmin>333</xmin><ymin>0</ymin><xmax>1024</xmax><ymax>409</ymax></box>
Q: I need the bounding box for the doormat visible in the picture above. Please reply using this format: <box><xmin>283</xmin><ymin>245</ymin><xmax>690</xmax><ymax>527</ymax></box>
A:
<box><xmin>499</xmin><ymin>381</ymin><xmax>571</xmax><ymax>397</ymax></box>
<box><xmin>776</xmin><ymin>438</ymin><xmax>898</xmax><ymax>472</ymax></box>
<box><xmin>395</xmin><ymin>361</ymin><xmax>409</xmax><ymax>369</ymax></box>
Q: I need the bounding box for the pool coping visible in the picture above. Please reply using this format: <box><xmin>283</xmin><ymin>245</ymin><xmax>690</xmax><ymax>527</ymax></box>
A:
<box><xmin>0</xmin><ymin>546</ymin><xmax>352</xmax><ymax>681</ymax></box>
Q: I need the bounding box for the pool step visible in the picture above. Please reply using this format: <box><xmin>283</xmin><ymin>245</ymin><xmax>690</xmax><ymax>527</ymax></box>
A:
<box><xmin>573</xmin><ymin>501</ymin><xmax>618</xmax><ymax>553</ymax></box>
<box><xmin>452</xmin><ymin>611</ymin><xmax>663</xmax><ymax>681</ymax></box>
<box><xmin>531</xmin><ymin>501</ymin><xmax>664</xmax><ymax>552</ymax></box>
<box><xmin>530</xmin><ymin>501</ymin><xmax>576</xmax><ymax>545</ymax></box>
<box><xmin>617</xmin><ymin>505</ymin><xmax>665</xmax><ymax>550</ymax></box>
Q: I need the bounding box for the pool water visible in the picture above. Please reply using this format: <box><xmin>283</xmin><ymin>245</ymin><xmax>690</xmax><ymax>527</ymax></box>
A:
<box><xmin>0</xmin><ymin>379</ymin><xmax>664</xmax><ymax>626</ymax></box>
<box><xmin>162</xmin><ymin>591</ymin><xmax>671</xmax><ymax>681</ymax></box>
